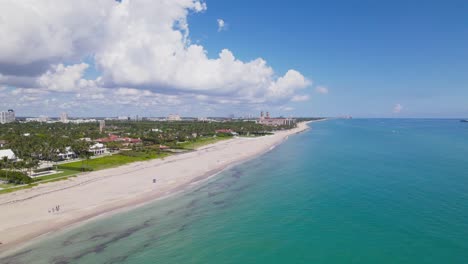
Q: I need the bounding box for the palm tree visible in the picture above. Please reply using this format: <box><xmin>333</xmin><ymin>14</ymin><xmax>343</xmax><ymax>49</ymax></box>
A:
<box><xmin>1</xmin><ymin>156</ymin><xmax>9</xmax><ymax>182</ymax></box>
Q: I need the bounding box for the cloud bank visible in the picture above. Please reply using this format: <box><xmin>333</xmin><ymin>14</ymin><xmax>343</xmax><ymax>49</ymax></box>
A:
<box><xmin>0</xmin><ymin>0</ymin><xmax>312</xmax><ymax>115</ymax></box>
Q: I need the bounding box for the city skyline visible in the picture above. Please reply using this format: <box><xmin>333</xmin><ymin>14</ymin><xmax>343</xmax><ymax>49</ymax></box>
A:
<box><xmin>1</xmin><ymin>1</ymin><xmax>467</xmax><ymax>118</ymax></box>
<box><xmin>0</xmin><ymin>109</ymin><xmax>300</xmax><ymax>120</ymax></box>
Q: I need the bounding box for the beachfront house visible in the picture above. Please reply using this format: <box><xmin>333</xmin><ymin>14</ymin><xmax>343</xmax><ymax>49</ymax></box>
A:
<box><xmin>0</xmin><ymin>149</ymin><xmax>17</xmax><ymax>161</ymax></box>
<box><xmin>89</xmin><ymin>143</ymin><xmax>107</xmax><ymax>156</ymax></box>
<box><xmin>57</xmin><ymin>147</ymin><xmax>77</xmax><ymax>160</ymax></box>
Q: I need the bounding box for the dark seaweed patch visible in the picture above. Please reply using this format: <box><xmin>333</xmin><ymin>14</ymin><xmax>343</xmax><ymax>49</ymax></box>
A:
<box><xmin>0</xmin><ymin>249</ymin><xmax>34</xmax><ymax>264</ymax></box>
<box><xmin>208</xmin><ymin>191</ymin><xmax>224</xmax><ymax>197</ymax></box>
<box><xmin>232</xmin><ymin>184</ymin><xmax>250</xmax><ymax>192</ymax></box>
<box><xmin>166</xmin><ymin>209</ymin><xmax>175</xmax><ymax>215</ymax></box>
<box><xmin>48</xmin><ymin>222</ymin><xmax>151</xmax><ymax>263</ymax></box>
<box><xmin>178</xmin><ymin>224</ymin><xmax>188</xmax><ymax>232</ymax></box>
<box><xmin>186</xmin><ymin>199</ymin><xmax>198</xmax><ymax>209</ymax></box>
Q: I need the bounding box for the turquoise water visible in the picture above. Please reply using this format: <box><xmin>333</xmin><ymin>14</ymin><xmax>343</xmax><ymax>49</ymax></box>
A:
<box><xmin>3</xmin><ymin>119</ymin><xmax>468</xmax><ymax>263</ymax></box>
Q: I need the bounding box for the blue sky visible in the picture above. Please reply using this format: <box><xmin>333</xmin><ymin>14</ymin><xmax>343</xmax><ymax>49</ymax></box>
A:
<box><xmin>0</xmin><ymin>0</ymin><xmax>467</xmax><ymax>118</ymax></box>
<box><xmin>187</xmin><ymin>0</ymin><xmax>468</xmax><ymax>117</ymax></box>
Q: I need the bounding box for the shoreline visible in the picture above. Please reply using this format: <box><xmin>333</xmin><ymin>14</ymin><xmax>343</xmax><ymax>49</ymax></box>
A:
<box><xmin>0</xmin><ymin>121</ymin><xmax>315</xmax><ymax>256</ymax></box>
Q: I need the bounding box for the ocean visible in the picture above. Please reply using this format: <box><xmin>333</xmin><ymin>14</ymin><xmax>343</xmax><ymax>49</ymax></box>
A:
<box><xmin>3</xmin><ymin>119</ymin><xmax>468</xmax><ymax>263</ymax></box>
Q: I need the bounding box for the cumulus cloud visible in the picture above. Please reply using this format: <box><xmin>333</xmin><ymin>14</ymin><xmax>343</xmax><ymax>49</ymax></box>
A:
<box><xmin>315</xmin><ymin>86</ymin><xmax>329</xmax><ymax>94</ymax></box>
<box><xmin>37</xmin><ymin>63</ymin><xmax>101</xmax><ymax>92</ymax></box>
<box><xmin>0</xmin><ymin>0</ymin><xmax>114</xmax><ymax>73</ymax></box>
<box><xmin>0</xmin><ymin>0</ymin><xmax>314</xmax><ymax>114</ymax></box>
<box><xmin>217</xmin><ymin>18</ymin><xmax>227</xmax><ymax>31</ymax></box>
<box><xmin>95</xmin><ymin>2</ymin><xmax>310</xmax><ymax>102</ymax></box>
<box><xmin>393</xmin><ymin>103</ymin><xmax>403</xmax><ymax>113</ymax></box>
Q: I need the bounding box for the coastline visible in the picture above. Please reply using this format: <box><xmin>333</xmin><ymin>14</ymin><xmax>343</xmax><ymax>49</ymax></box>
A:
<box><xmin>0</xmin><ymin>121</ymin><xmax>314</xmax><ymax>256</ymax></box>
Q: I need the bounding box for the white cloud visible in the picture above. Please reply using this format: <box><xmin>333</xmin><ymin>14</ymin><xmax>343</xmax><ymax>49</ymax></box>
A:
<box><xmin>291</xmin><ymin>95</ymin><xmax>310</xmax><ymax>102</ymax></box>
<box><xmin>279</xmin><ymin>106</ymin><xmax>294</xmax><ymax>112</ymax></box>
<box><xmin>0</xmin><ymin>0</ymin><xmax>114</xmax><ymax>69</ymax></box>
<box><xmin>217</xmin><ymin>19</ymin><xmax>227</xmax><ymax>31</ymax></box>
<box><xmin>96</xmin><ymin>3</ymin><xmax>311</xmax><ymax>102</ymax></box>
<box><xmin>315</xmin><ymin>86</ymin><xmax>329</xmax><ymax>94</ymax></box>
<box><xmin>393</xmin><ymin>103</ymin><xmax>403</xmax><ymax>113</ymax></box>
<box><xmin>0</xmin><ymin>0</ymin><xmax>315</xmax><ymax>114</ymax></box>
<box><xmin>37</xmin><ymin>63</ymin><xmax>101</xmax><ymax>92</ymax></box>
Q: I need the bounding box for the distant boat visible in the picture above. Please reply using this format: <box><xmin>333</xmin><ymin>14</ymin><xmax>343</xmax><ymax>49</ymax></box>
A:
<box><xmin>460</xmin><ymin>119</ymin><xmax>468</xmax><ymax>123</ymax></box>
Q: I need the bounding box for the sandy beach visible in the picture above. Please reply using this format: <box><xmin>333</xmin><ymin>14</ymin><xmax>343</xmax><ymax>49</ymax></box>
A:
<box><xmin>0</xmin><ymin>122</ymin><xmax>312</xmax><ymax>255</ymax></box>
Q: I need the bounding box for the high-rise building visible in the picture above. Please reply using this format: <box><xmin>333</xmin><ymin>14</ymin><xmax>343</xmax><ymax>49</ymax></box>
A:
<box><xmin>99</xmin><ymin>120</ymin><xmax>106</xmax><ymax>133</ymax></box>
<box><xmin>0</xmin><ymin>109</ymin><xmax>15</xmax><ymax>124</ymax></box>
<box><xmin>60</xmin><ymin>112</ymin><xmax>69</xmax><ymax>123</ymax></box>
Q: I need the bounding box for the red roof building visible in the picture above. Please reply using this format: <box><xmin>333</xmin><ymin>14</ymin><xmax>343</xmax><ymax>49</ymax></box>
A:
<box><xmin>215</xmin><ymin>129</ymin><xmax>233</xmax><ymax>133</ymax></box>
<box><xmin>95</xmin><ymin>134</ymin><xmax>142</xmax><ymax>144</ymax></box>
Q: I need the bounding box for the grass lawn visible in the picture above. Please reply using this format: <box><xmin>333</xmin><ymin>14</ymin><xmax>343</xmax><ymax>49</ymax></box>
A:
<box><xmin>32</xmin><ymin>168</ymin><xmax>78</xmax><ymax>182</ymax></box>
<box><xmin>0</xmin><ymin>183</ymin><xmax>14</xmax><ymax>189</ymax></box>
<box><xmin>178</xmin><ymin>136</ymin><xmax>231</xmax><ymax>150</ymax></box>
<box><xmin>58</xmin><ymin>151</ymin><xmax>169</xmax><ymax>171</ymax></box>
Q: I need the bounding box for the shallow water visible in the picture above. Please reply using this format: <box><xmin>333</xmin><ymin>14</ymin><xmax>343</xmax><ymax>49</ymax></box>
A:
<box><xmin>3</xmin><ymin>119</ymin><xmax>468</xmax><ymax>263</ymax></box>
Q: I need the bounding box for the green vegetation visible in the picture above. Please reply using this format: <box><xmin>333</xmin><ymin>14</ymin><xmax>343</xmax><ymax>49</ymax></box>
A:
<box><xmin>0</xmin><ymin>183</ymin><xmax>14</xmax><ymax>189</ymax></box>
<box><xmin>58</xmin><ymin>151</ymin><xmax>169</xmax><ymax>172</ymax></box>
<box><xmin>177</xmin><ymin>136</ymin><xmax>231</xmax><ymax>150</ymax></box>
<box><xmin>0</xmin><ymin>170</ymin><xmax>32</xmax><ymax>184</ymax></box>
<box><xmin>32</xmin><ymin>168</ymin><xmax>78</xmax><ymax>182</ymax></box>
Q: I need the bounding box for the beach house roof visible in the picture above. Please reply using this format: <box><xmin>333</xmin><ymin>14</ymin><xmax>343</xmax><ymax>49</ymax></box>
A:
<box><xmin>90</xmin><ymin>143</ymin><xmax>105</xmax><ymax>149</ymax></box>
<box><xmin>0</xmin><ymin>149</ymin><xmax>16</xmax><ymax>160</ymax></box>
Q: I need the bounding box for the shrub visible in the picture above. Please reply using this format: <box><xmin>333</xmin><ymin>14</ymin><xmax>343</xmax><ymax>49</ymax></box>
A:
<box><xmin>0</xmin><ymin>170</ymin><xmax>33</xmax><ymax>184</ymax></box>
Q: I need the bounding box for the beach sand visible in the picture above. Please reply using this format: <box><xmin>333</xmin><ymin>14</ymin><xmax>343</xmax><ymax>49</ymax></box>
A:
<box><xmin>0</xmin><ymin>122</ymin><xmax>312</xmax><ymax>255</ymax></box>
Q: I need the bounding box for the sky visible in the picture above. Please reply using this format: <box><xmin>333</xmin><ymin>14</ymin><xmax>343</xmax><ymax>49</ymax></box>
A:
<box><xmin>0</xmin><ymin>0</ymin><xmax>467</xmax><ymax>118</ymax></box>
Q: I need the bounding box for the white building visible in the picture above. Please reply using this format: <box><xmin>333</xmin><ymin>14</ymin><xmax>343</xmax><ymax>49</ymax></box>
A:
<box><xmin>0</xmin><ymin>109</ymin><xmax>15</xmax><ymax>124</ymax></box>
<box><xmin>60</xmin><ymin>112</ymin><xmax>69</xmax><ymax>123</ymax></box>
<box><xmin>89</xmin><ymin>143</ymin><xmax>107</xmax><ymax>156</ymax></box>
<box><xmin>0</xmin><ymin>149</ymin><xmax>17</xmax><ymax>161</ymax></box>
<box><xmin>257</xmin><ymin>111</ymin><xmax>295</xmax><ymax>126</ymax></box>
<box><xmin>57</xmin><ymin>147</ymin><xmax>76</xmax><ymax>160</ymax></box>
<box><xmin>167</xmin><ymin>114</ymin><xmax>181</xmax><ymax>121</ymax></box>
<box><xmin>68</xmin><ymin>119</ymin><xmax>97</xmax><ymax>124</ymax></box>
